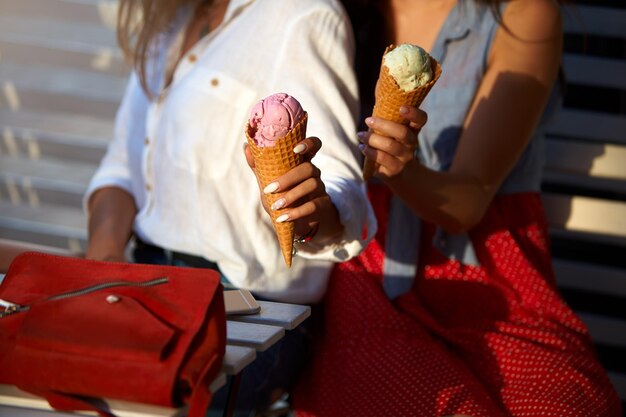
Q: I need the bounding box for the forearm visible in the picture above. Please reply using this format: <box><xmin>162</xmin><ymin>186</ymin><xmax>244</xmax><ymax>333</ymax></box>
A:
<box><xmin>386</xmin><ymin>160</ymin><xmax>491</xmax><ymax>234</ymax></box>
<box><xmin>86</xmin><ymin>186</ymin><xmax>137</xmax><ymax>261</ymax></box>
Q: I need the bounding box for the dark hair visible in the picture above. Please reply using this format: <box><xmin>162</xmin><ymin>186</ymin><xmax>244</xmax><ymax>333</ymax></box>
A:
<box><xmin>340</xmin><ymin>0</ymin><xmax>392</xmax><ymax>127</ymax></box>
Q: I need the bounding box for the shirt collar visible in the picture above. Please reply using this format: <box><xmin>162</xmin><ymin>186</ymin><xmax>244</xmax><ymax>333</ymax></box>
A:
<box><xmin>223</xmin><ymin>0</ymin><xmax>255</xmax><ymax>22</ymax></box>
<box><xmin>430</xmin><ymin>0</ymin><xmax>477</xmax><ymax>62</ymax></box>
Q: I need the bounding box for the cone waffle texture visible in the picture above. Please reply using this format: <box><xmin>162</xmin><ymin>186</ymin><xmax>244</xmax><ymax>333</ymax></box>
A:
<box><xmin>246</xmin><ymin>112</ymin><xmax>307</xmax><ymax>267</ymax></box>
<box><xmin>363</xmin><ymin>45</ymin><xmax>442</xmax><ymax>181</ymax></box>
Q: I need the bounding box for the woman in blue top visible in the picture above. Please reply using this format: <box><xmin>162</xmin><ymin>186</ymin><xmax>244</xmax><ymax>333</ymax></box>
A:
<box><xmin>293</xmin><ymin>0</ymin><xmax>622</xmax><ymax>416</ymax></box>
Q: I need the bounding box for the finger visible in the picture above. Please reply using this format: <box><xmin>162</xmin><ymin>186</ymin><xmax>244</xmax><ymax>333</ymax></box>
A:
<box><xmin>361</xmin><ymin>145</ymin><xmax>404</xmax><ymax>177</ymax></box>
<box><xmin>399</xmin><ymin>106</ymin><xmax>428</xmax><ymax>129</ymax></box>
<box><xmin>363</xmin><ymin>131</ymin><xmax>410</xmax><ymax>159</ymax></box>
<box><xmin>364</xmin><ymin>117</ymin><xmax>417</xmax><ymax>147</ymax></box>
<box><xmin>277</xmin><ymin>196</ymin><xmax>331</xmax><ymax>224</ymax></box>
<box><xmin>265</xmin><ymin>162</ymin><xmax>321</xmax><ymax>195</ymax></box>
<box><xmin>270</xmin><ymin>178</ymin><xmax>325</xmax><ymax>211</ymax></box>
<box><xmin>243</xmin><ymin>143</ymin><xmax>270</xmax><ymax>210</ymax></box>
<box><xmin>243</xmin><ymin>142</ymin><xmax>264</xmax><ymax>189</ymax></box>
<box><xmin>293</xmin><ymin>136</ymin><xmax>322</xmax><ymax>161</ymax></box>
<box><xmin>243</xmin><ymin>142</ymin><xmax>255</xmax><ymax>169</ymax></box>
<box><xmin>356</xmin><ymin>130</ymin><xmax>371</xmax><ymax>144</ymax></box>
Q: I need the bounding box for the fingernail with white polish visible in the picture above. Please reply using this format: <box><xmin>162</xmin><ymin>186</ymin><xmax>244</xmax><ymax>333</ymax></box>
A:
<box><xmin>365</xmin><ymin>117</ymin><xmax>375</xmax><ymax>126</ymax></box>
<box><xmin>293</xmin><ymin>143</ymin><xmax>307</xmax><ymax>154</ymax></box>
<box><xmin>276</xmin><ymin>214</ymin><xmax>289</xmax><ymax>223</ymax></box>
<box><xmin>399</xmin><ymin>106</ymin><xmax>409</xmax><ymax>114</ymax></box>
<box><xmin>271</xmin><ymin>198</ymin><xmax>286</xmax><ymax>210</ymax></box>
<box><xmin>263</xmin><ymin>182</ymin><xmax>279</xmax><ymax>194</ymax></box>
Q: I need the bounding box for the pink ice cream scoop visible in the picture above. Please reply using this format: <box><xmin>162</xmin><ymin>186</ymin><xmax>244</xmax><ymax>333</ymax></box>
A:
<box><xmin>249</xmin><ymin>93</ymin><xmax>305</xmax><ymax>147</ymax></box>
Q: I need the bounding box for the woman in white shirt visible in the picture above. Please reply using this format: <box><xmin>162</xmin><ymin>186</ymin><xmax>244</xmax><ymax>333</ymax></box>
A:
<box><xmin>85</xmin><ymin>0</ymin><xmax>374</xmax><ymax>413</ymax></box>
<box><xmin>85</xmin><ymin>0</ymin><xmax>374</xmax><ymax>300</ymax></box>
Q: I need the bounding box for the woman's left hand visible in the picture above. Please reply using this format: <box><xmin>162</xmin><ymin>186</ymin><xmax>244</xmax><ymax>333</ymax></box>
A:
<box><xmin>359</xmin><ymin>106</ymin><xmax>428</xmax><ymax>179</ymax></box>
<box><xmin>244</xmin><ymin>136</ymin><xmax>342</xmax><ymax>241</ymax></box>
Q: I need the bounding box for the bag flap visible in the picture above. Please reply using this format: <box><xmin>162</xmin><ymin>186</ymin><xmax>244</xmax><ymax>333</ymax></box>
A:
<box><xmin>1</xmin><ymin>252</ymin><xmax>221</xmax><ymax>309</ymax></box>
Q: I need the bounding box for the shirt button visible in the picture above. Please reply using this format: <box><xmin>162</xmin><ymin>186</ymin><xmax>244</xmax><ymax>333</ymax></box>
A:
<box><xmin>188</xmin><ymin>54</ymin><xmax>197</xmax><ymax>63</ymax></box>
<box><xmin>145</xmin><ymin>184</ymin><xmax>151</xmax><ymax>192</ymax></box>
<box><xmin>210</xmin><ymin>78</ymin><xmax>219</xmax><ymax>87</ymax></box>
<box><xmin>144</xmin><ymin>137</ymin><xmax>150</xmax><ymax>145</ymax></box>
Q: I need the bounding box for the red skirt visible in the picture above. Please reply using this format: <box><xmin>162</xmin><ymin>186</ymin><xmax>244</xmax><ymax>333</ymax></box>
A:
<box><xmin>293</xmin><ymin>185</ymin><xmax>621</xmax><ymax>417</ymax></box>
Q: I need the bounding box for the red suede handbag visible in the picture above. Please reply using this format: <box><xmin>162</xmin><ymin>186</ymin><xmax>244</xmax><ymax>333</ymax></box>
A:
<box><xmin>0</xmin><ymin>252</ymin><xmax>226</xmax><ymax>417</ymax></box>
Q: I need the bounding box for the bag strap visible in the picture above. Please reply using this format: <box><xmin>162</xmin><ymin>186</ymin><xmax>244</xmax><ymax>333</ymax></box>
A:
<box><xmin>187</xmin><ymin>352</ymin><xmax>222</xmax><ymax>417</ymax></box>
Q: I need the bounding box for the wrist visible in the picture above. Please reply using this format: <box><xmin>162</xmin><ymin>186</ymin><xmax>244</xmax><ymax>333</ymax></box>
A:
<box><xmin>295</xmin><ymin>222</ymin><xmax>320</xmax><ymax>244</ymax></box>
<box><xmin>385</xmin><ymin>159</ymin><xmax>422</xmax><ymax>190</ymax></box>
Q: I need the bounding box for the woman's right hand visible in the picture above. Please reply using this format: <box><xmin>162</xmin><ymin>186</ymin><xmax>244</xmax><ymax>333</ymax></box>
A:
<box><xmin>243</xmin><ymin>137</ymin><xmax>344</xmax><ymax>243</ymax></box>
<box><xmin>359</xmin><ymin>105</ymin><xmax>428</xmax><ymax>180</ymax></box>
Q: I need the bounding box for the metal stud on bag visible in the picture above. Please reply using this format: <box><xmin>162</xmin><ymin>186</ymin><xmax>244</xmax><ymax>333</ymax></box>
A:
<box><xmin>106</xmin><ymin>295</ymin><xmax>120</xmax><ymax>304</ymax></box>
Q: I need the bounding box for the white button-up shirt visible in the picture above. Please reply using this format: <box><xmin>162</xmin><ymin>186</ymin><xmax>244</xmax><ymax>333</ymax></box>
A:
<box><xmin>86</xmin><ymin>0</ymin><xmax>376</xmax><ymax>303</ymax></box>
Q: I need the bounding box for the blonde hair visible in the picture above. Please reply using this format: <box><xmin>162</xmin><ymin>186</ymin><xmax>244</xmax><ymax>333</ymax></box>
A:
<box><xmin>117</xmin><ymin>0</ymin><xmax>205</xmax><ymax>96</ymax></box>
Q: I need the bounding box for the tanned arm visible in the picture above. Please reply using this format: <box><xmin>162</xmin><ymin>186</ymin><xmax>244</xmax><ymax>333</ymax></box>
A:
<box><xmin>85</xmin><ymin>186</ymin><xmax>137</xmax><ymax>262</ymax></box>
<box><xmin>374</xmin><ymin>0</ymin><xmax>562</xmax><ymax>233</ymax></box>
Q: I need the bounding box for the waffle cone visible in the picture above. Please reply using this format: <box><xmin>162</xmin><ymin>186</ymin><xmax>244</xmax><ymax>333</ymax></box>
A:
<box><xmin>246</xmin><ymin>112</ymin><xmax>308</xmax><ymax>267</ymax></box>
<box><xmin>363</xmin><ymin>45</ymin><xmax>442</xmax><ymax>181</ymax></box>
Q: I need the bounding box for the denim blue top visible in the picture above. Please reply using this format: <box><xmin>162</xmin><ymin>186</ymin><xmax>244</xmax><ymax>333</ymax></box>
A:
<box><xmin>419</xmin><ymin>0</ymin><xmax>560</xmax><ymax>192</ymax></box>
<box><xmin>382</xmin><ymin>0</ymin><xmax>561</xmax><ymax>298</ymax></box>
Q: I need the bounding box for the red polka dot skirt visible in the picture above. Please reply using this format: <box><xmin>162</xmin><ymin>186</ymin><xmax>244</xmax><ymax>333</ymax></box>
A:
<box><xmin>293</xmin><ymin>185</ymin><xmax>621</xmax><ymax>417</ymax></box>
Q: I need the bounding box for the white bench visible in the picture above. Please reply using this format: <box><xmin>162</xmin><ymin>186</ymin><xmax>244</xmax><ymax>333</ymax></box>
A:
<box><xmin>542</xmin><ymin>3</ymin><xmax>626</xmax><ymax>404</ymax></box>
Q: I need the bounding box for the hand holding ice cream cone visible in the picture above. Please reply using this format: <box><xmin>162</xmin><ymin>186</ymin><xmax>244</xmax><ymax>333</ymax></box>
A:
<box><xmin>244</xmin><ymin>93</ymin><xmax>308</xmax><ymax>267</ymax></box>
<box><xmin>362</xmin><ymin>44</ymin><xmax>442</xmax><ymax>180</ymax></box>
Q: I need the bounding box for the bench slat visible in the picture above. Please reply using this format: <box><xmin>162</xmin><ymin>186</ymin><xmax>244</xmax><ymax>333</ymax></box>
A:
<box><xmin>554</xmin><ymin>259</ymin><xmax>626</xmax><ymax>298</ymax></box>
<box><xmin>562</xmin><ymin>54</ymin><xmax>626</xmax><ymax>90</ymax></box>
<box><xmin>545</xmin><ymin>109</ymin><xmax>626</xmax><ymax>145</ymax></box>
<box><xmin>0</xmin><ymin>108</ymin><xmax>114</xmax><ymax>143</ymax></box>
<box><xmin>545</xmin><ymin>140</ymin><xmax>626</xmax><ymax>180</ymax></box>
<box><xmin>0</xmin><ymin>38</ymin><xmax>127</xmax><ymax>76</ymax></box>
<box><xmin>0</xmin><ymin>405</ymin><xmax>80</xmax><ymax>417</ymax></box>
<box><xmin>226</xmin><ymin>321</ymin><xmax>285</xmax><ymax>352</ymax></box>
<box><xmin>228</xmin><ymin>300</ymin><xmax>311</xmax><ymax>331</ymax></box>
<box><xmin>607</xmin><ymin>372</ymin><xmax>626</xmax><ymax>407</ymax></box>
<box><xmin>543</xmin><ymin>171</ymin><xmax>626</xmax><ymax>196</ymax></box>
<box><xmin>579</xmin><ymin>312</ymin><xmax>626</xmax><ymax>348</ymax></box>
<box><xmin>0</xmin><ymin>201</ymin><xmax>86</xmax><ymax>236</ymax></box>
<box><xmin>563</xmin><ymin>5</ymin><xmax>626</xmax><ymax>38</ymax></box>
<box><xmin>223</xmin><ymin>344</ymin><xmax>256</xmax><ymax>375</ymax></box>
<box><xmin>0</xmin><ymin>108</ymin><xmax>111</xmax><ymax>162</ymax></box>
<box><xmin>0</xmin><ymin>0</ymin><xmax>114</xmax><ymax>26</ymax></box>
<box><xmin>0</xmin><ymin>61</ymin><xmax>125</xmax><ymax>102</ymax></box>
<box><xmin>0</xmin><ymin>156</ymin><xmax>95</xmax><ymax>189</ymax></box>
<box><xmin>0</xmin><ymin>15</ymin><xmax>117</xmax><ymax>49</ymax></box>
<box><xmin>543</xmin><ymin>194</ymin><xmax>626</xmax><ymax>239</ymax></box>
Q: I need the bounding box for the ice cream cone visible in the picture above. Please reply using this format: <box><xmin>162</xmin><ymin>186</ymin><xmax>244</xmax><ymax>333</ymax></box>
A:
<box><xmin>246</xmin><ymin>112</ymin><xmax>308</xmax><ymax>267</ymax></box>
<box><xmin>362</xmin><ymin>45</ymin><xmax>442</xmax><ymax>181</ymax></box>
